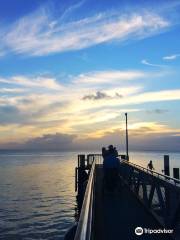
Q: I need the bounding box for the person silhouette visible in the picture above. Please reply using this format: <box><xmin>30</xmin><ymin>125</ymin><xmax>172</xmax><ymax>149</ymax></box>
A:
<box><xmin>102</xmin><ymin>145</ymin><xmax>119</xmax><ymax>192</ymax></box>
<box><xmin>147</xmin><ymin>160</ymin><xmax>155</xmax><ymax>171</ymax></box>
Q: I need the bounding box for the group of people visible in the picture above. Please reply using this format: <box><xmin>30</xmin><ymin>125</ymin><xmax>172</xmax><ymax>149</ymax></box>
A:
<box><xmin>102</xmin><ymin>145</ymin><xmax>120</xmax><ymax>192</ymax></box>
<box><xmin>102</xmin><ymin>145</ymin><xmax>155</xmax><ymax>192</ymax></box>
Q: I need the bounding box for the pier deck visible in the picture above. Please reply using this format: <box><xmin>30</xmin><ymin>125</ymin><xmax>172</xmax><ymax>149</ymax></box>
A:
<box><xmin>94</xmin><ymin>165</ymin><xmax>172</xmax><ymax>240</ymax></box>
<box><xmin>74</xmin><ymin>154</ymin><xmax>180</xmax><ymax>240</ymax></box>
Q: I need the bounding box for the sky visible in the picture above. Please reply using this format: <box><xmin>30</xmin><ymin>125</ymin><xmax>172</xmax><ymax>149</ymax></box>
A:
<box><xmin>0</xmin><ymin>0</ymin><xmax>180</xmax><ymax>151</ymax></box>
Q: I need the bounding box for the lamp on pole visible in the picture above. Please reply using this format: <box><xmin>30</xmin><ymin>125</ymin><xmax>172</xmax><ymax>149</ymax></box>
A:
<box><xmin>125</xmin><ymin>113</ymin><xmax>129</xmax><ymax>161</ymax></box>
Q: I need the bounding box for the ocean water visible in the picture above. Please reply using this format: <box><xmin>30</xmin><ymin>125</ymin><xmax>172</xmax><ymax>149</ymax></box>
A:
<box><xmin>0</xmin><ymin>152</ymin><xmax>77</xmax><ymax>240</ymax></box>
<box><xmin>0</xmin><ymin>150</ymin><xmax>179</xmax><ymax>240</ymax></box>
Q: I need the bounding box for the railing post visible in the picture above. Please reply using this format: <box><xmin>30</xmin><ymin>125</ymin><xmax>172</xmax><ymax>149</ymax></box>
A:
<box><xmin>164</xmin><ymin>155</ymin><xmax>170</xmax><ymax>225</ymax></box>
<box><xmin>78</xmin><ymin>154</ymin><xmax>86</xmax><ymax>168</ymax></box>
<box><xmin>81</xmin><ymin>155</ymin><xmax>86</xmax><ymax>168</ymax></box>
<box><xmin>164</xmin><ymin>155</ymin><xmax>170</xmax><ymax>176</ymax></box>
<box><xmin>173</xmin><ymin>168</ymin><xmax>179</xmax><ymax>182</ymax></box>
<box><xmin>75</xmin><ymin>167</ymin><xmax>78</xmax><ymax>192</ymax></box>
<box><xmin>77</xmin><ymin>155</ymin><xmax>88</xmax><ymax>209</ymax></box>
<box><xmin>125</xmin><ymin>113</ymin><xmax>129</xmax><ymax>161</ymax></box>
<box><xmin>87</xmin><ymin>155</ymin><xmax>90</xmax><ymax>168</ymax></box>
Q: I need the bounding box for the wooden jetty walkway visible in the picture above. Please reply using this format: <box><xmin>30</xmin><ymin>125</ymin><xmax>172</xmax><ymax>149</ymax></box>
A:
<box><xmin>94</xmin><ymin>166</ymin><xmax>172</xmax><ymax>240</ymax></box>
<box><xmin>68</xmin><ymin>154</ymin><xmax>180</xmax><ymax>240</ymax></box>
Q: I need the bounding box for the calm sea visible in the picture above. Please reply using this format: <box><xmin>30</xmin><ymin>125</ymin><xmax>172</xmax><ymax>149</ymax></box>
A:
<box><xmin>0</xmin><ymin>150</ymin><xmax>179</xmax><ymax>240</ymax></box>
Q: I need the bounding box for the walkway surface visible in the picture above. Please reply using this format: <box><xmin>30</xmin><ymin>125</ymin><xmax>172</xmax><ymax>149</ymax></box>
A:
<box><xmin>94</xmin><ymin>166</ymin><xmax>173</xmax><ymax>240</ymax></box>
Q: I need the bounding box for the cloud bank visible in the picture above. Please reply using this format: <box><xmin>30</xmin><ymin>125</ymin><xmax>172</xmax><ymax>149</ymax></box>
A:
<box><xmin>1</xmin><ymin>127</ymin><xmax>180</xmax><ymax>152</ymax></box>
<box><xmin>0</xmin><ymin>66</ymin><xmax>179</xmax><ymax>151</ymax></box>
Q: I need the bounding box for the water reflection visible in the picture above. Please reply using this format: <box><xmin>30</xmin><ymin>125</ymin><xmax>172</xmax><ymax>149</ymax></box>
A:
<box><xmin>0</xmin><ymin>152</ymin><xmax>77</xmax><ymax>240</ymax></box>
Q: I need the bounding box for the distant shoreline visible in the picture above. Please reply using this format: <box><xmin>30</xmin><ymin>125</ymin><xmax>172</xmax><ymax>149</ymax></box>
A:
<box><xmin>0</xmin><ymin>149</ymin><xmax>180</xmax><ymax>154</ymax></box>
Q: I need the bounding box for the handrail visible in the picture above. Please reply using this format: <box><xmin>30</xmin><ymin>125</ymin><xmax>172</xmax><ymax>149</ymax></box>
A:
<box><xmin>86</xmin><ymin>154</ymin><xmax>180</xmax><ymax>185</ymax></box>
<box><xmin>74</xmin><ymin>161</ymin><xmax>96</xmax><ymax>240</ymax></box>
<box><xmin>122</xmin><ymin>160</ymin><xmax>180</xmax><ymax>186</ymax></box>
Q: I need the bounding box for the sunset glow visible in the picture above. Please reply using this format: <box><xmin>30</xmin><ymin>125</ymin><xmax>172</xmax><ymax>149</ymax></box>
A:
<box><xmin>0</xmin><ymin>0</ymin><xmax>180</xmax><ymax>151</ymax></box>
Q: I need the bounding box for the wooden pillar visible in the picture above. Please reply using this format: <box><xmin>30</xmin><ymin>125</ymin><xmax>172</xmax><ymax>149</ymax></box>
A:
<box><xmin>87</xmin><ymin>155</ymin><xmax>90</xmax><ymax>168</ymax></box>
<box><xmin>164</xmin><ymin>155</ymin><xmax>170</xmax><ymax>176</ymax></box>
<box><xmin>164</xmin><ymin>155</ymin><xmax>170</xmax><ymax>222</ymax></box>
<box><xmin>78</xmin><ymin>154</ymin><xmax>85</xmax><ymax>168</ymax></box>
<box><xmin>173</xmin><ymin>168</ymin><xmax>179</xmax><ymax>180</ymax></box>
<box><xmin>125</xmin><ymin>113</ymin><xmax>129</xmax><ymax>161</ymax></box>
<box><xmin>77</xmin><ymin>155</ymin><xmax>88</xmax><ymax>207</ymax></box>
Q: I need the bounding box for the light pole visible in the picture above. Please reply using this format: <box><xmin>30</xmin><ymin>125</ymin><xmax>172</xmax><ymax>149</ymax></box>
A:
<box><xmin>125</xmin><ymin>113</ymin><xmax>129</xmax><ymax>161</ymax></box>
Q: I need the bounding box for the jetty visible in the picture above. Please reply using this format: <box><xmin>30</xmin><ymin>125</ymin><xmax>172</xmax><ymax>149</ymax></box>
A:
<box><xmin>71</xmin><ymin>154</ymin><xmax>180</xmax><ymax>240</ymax></box>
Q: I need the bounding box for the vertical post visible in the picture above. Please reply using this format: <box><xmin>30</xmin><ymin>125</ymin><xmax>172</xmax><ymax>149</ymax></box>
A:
<box><xmin>79</xmin><ymin>155</ymin><xmax>85</xmax><ymax>168</ymax></box>
<box><xmin>77</xmin><ymin>154</ymin><xmax>87</xmax><ymax>210</ymax></box>
<box><xmin>125</xmin><ymin>113</ymin><xmax>129</xmax><ymax>161</ymax></box>
<box><xmin>173</xmin><ymin>168</ymin><xmax>179</xmax><ymax>180</ymax></box>
<box><xmin>164</xmin><ymin>155</ymin><xmax>170</xmax><ymax>176</ymax></box>
<box><xmin>164</xmin><ymin>155</ymin><xmax>170</xmax><ymax>221</ymax></box>
<box><xmin>75</xmin><ymin>167</ymin><xmax>78</xmax><ymax>192</ymax></box>
<box><xmin>87</xmin><ymin>155</ymin><xmax>90</xmax><ymax>168</ymax></box>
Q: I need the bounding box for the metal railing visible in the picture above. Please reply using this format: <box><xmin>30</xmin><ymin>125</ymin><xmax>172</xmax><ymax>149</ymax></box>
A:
<box><xmin>74</xmin><ymin>160</ymin><xmax>96</xmax><ymax>240</ymax></box>
<box><xmin>87</xmin><ymin>154</ymin><xmax>103</xmax><ymax>165</ymax></box>
<box><xmin>119</xmin><ymin>160</ymin><xmax>180</xmax><ymax>237</ymax></box>
<box><xmin>87</xmin><ymin>155</ymin><xmax>180</xmax><ymax>185</ymax></box>
<box><xmin>86</xmin><ymin>154</ymin><xmax>127</xmax><ymax>165</ymax></box>
<box><xmin>122</xmin><ymin>160</ymin><xmax>180</xmax><ymax>186</ymax></box>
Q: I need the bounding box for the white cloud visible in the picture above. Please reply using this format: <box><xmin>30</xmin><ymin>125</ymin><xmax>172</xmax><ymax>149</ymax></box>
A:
<box><xmin>128</xmin><ymin>89</ymin><xmax>180</xmax><ymax>105</ymax></box>
<box><xmin>141</xmin><ymin>59</ymin><xmax>166</xmax><ymax>68</ymax></box>
<box><xmin>73</xmin><ymin>70</ymin><xmax>146</xmax><ymax>84</ymax></box>
<box><xmin>0</xmin><ymin>76</ymin><xmax>62</xmax><ymax>90</ymax></box>
<box><xmin>0</xmin><ymin>88</ymin><xmax>25</xmax><ymax>93</ymax></box>
<box><xmin>163</xmin><ymin>54</ymin><xmax>180</xmax><ymax>61</ymax></box>
<box><xmin>0</xmin><ymin>7</ymin><xmax>170</xmax><ymax>56</ymax></box>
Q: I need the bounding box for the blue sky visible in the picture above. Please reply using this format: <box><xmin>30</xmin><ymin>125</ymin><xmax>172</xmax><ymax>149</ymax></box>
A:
<box><xmin>0</xmin><ymin>0</ymin><xmax>180</xmax><ymax>151</ymax></box>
